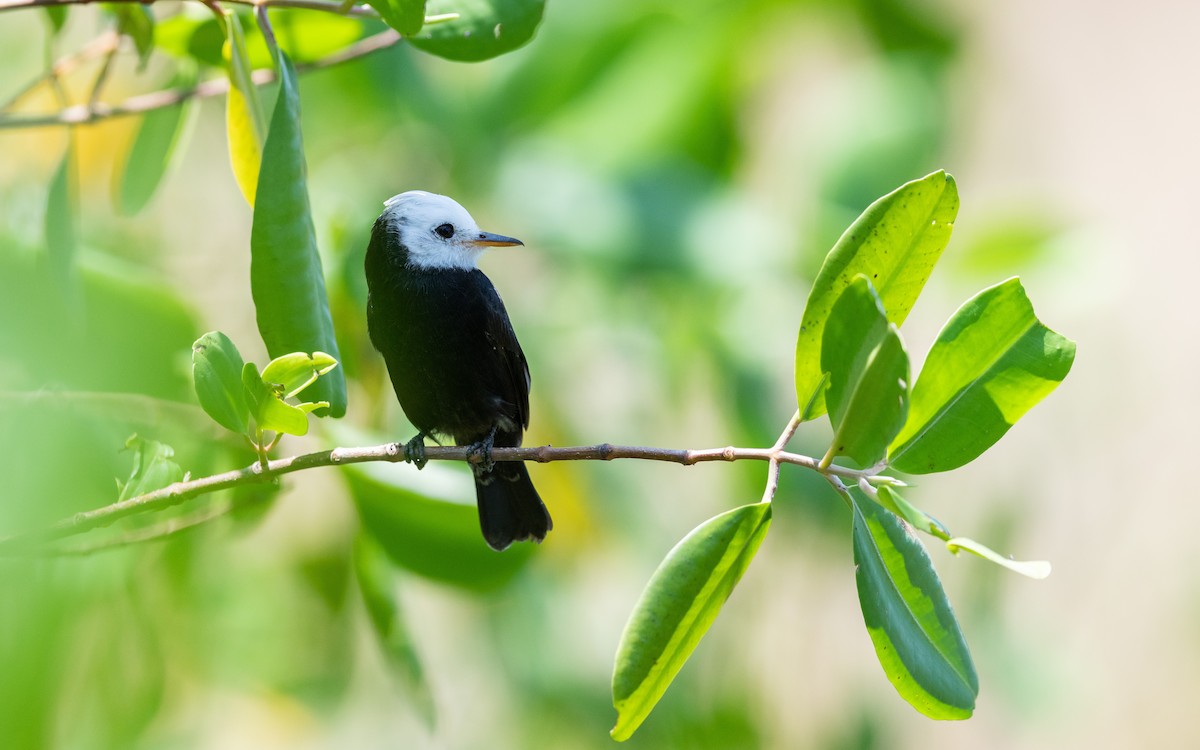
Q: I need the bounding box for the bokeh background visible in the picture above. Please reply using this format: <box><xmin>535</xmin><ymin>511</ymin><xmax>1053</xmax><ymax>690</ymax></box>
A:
<box><xmin>1</xmin><ymin>0</ymin><xmax>1196</xmax><ymax>748</ymax></box>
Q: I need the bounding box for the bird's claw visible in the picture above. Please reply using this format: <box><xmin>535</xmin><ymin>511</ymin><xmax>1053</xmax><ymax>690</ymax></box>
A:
<box><xmin>403</xmin><ymin>433</ymin><xmax>428</xmax><ymax>469</ymax></box>
<box><xmin>466</xmin><ymin>427</ymin><xmax>497</xmax><ymax>473</ymax></box>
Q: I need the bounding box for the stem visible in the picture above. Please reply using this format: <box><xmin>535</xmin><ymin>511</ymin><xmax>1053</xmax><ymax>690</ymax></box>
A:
<box><xmin>0</xmin><ymin>29</ymin><xmax>403</xmax><ymax>129</ymax></box>
<box><xmin>0</xmin><ymin>441</ymin><xmax>882</xmax><ymax>554</ymax></box>
<box><xmin>0</xmin><ymin>0</ymin><xmax>381</xmax><ymax>18</ymax></box>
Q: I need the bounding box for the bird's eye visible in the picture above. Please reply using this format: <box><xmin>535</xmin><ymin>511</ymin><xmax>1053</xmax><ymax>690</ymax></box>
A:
<box><xmin>434</xmin><ymin>223</ymin><xmax>455</xmax><ymax>239</ymax></box>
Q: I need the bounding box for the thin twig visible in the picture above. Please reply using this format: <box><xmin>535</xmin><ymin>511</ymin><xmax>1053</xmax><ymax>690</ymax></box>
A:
<box><xmin>2</xmin><ymin>30</ymin><xmax>120</xmax><ymax>111</ymax></box>
<box><xmin>0</xmin><ymin>0</ymin><xmax>381</xmax><ymax>18</ymax></box>
<box><xmin>0</xmin><ymin>441</ymin><xmax>878</xmax><ymax>555</ymax></box>
<box><xmin>0</xmin><ymin>29</ymin><xmax>402</xmax><ymax>129</ymax></box>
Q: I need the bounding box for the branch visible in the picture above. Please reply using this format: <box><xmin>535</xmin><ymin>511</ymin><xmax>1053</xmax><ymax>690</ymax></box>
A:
<box><xmin>0</xmin><ymin>0</ymin><xmax>381</xmax><ymax>18</ymax></box>
<box><xmin>0</xmin><ymin>441</ymin><xmax>875</xmax><ymax>555</ymax></box>
<box><xmin>0</xmin><ymin>28</ymin><xmax>402</xmax><ymax>129</ymax></box>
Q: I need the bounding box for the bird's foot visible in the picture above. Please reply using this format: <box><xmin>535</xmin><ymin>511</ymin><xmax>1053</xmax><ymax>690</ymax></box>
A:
<box><xmin>403</xmin><ymin>432</ymin><xmax>428</xmax><ymax>469</ymax></box>
<box><xmin>465</xmin><ymin>426</ymin><xmax>498</xmax><ymax>473</ymax></box>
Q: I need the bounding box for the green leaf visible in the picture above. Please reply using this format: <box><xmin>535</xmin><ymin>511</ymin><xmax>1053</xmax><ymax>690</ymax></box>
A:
<box><xmin>353</xmin><ymin>533</ymin><xmax>436</xmax><ymax>728</ymax></box>
<box><xmin>242</xmin><ymin>362</ymin><xmax>310</xmax><ymax>436</ymax></box>
<box><xmin>43</xmin><ymin>6</ymin><xmax>68</xmax><ymax>34</ymax></box>
<box><xmin>191</xmin><ymin>331</ymin><xmax>251</xmax><ymax>435</ymax></box>
<box><xmin>223</xmin><ymin>11</ymin><xmax>265</xmax><ymax>207</ymax></box>
<box><xmin>852</xmin><ymin>494</ymin><xmax>977</xmax><ymax>720</ymax></box>
<box><xmin>410</xmin><ymin>0</ymin><xmax>544</xmax><ymax>62</ymax></box>
<box><xmin>261</xmin><ymin>351</ymin><xmax>338</xmax><ymax>399</ymax></box>
<box><xmin>888</xmin><ymin>278</ymin><xmax>1076</xmax><ymax>474</ymax></box>
<box><xmin>335</xmin><ymin>424</ymin><xmax>534</xmax><ymax>591</ymax></box>
<box><xmin>875</xmin><ymin>486</ymin><xmax>950</xmax><ymax>541</ymax></box>
<box><xmin>115</xmin><ymin>73</ymin><xmax>197</xmax><ymax>216</ymax></box>
<box><xmin>822</xmin><ymin>275</ymin><xmax>909</xmax><ymax>467</ymax></box>
<box><xmin>795</xmin><ymin>170</ymin><xmax>958</xmax><ymax>420</ymax></box>
<box><xmin>104</xmin><ymin>4</ymin><xmax>155</xmax><ymax>68</ymax></box>
<box><xmin>372</xmin><ymin>0</ymin><xmax>427</xmax><ymax>36</ymax></box>
<box><xmin>250</xmin><ymin>49</ymin><xmax>347</xmax><ymax>417</ymax></box>
<box><xmin>946</xmin><ymin>537</ymin><xmax>1051</xmax><ymax>580</ymax></box>
<box><xmin>45</xmin><ymin>141</ymin><xmax>78</xmax><ymax>294</ymax></box>
<box><xmin>118</xmin><ymin>435</ymin><xmax>184</xmax><ymax>501</ymax></box>
<box><xmin>154</xmin><ymin>15</ymin><xmax>225</xmax><ymax>68</ymax></box>
<box><xmin>611</xmin><ymin>502</ymin><xmax>772</xmax><ymax>742</ymax></box>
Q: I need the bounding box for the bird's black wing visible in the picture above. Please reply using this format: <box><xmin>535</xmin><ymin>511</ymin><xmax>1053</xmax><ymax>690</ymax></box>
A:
<box><xmin>478</xmin><ymin>273</ymin><xmax>531</xmax><ymax>432</ymax></box>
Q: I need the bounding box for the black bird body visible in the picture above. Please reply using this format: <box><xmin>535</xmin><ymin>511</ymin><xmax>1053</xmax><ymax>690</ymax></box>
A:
<box><xmin>364</xmin><ymin>192</ymin><xmax>552</xmax><ymax>550</ymax></box>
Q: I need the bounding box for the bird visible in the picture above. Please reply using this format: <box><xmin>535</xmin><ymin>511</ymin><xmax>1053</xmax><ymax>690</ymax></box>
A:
<box><xmin>364</xmin><ymin>190</ymin><xmax>552</xmax><ymax>551</ymax></box>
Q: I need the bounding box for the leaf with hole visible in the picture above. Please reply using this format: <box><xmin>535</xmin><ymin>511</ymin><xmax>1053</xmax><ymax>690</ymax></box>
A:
<box><xmin>796</xmin><ymin>170</ymin><xmax>957</xmax><ymax>420</ymax></box>
<box><xmin>611</xmin><ymin>502</ymin><xmax>771</xmax><ymax>741</ymax></box>
<box><xmin>853</xmin><ymin>494</ymin><xmax>977</xmax><ymax>720</ymax></box>
<box><xmin>888</xmin><ymin>277</ymin><xmax>1076</xmax><ymax>474</ymax></box>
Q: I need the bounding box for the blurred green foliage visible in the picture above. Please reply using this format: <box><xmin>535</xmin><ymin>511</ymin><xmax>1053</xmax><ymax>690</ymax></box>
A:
<box><xmin>0</xmin><ymin>0</ymin><xmax>1064</xmax><ymax>746</ymax></box>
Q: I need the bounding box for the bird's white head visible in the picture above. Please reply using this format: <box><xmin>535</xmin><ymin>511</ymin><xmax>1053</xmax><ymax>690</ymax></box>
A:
<box><xmin>380</xmin><ymin>190</ymin><xmax>523</xmax><ymax>271</ymax></box>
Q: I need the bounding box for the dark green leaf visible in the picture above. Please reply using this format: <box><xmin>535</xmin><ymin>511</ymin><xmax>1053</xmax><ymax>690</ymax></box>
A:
<box><xmin>372</xmin><ymin>0</ymin><xmax>426</xmax><ymax>36</ymax></box>
<box><xmin>611</xmin><ymin>503</ymin><xmax>771</xmax><ymax>741</ymax></box>
<box><xmin>250</xmin><ymin>50</ymin><xmax>346</xmax><ymax>416</ymax></box>
<box><xmin>353</xmin><ymin>534</ymin><xmax>436</xmax><ymax>727</ymax></box>
<box><xmin>115</xmin><ymin>73</ymin><xmax>197</xmax><ymax>216</ymax></box>
<box><xmin>242</xmin><ymin>362</ymin><xmax>310</xmax><ymax>436</ymax></box>
<box><xmin>822</xmin><ymin>275</ymin><xmax>909</xmax><ymax>467</ymax></box>
<box><xmin>154</xmin><ymin>16</ymin><xmax>225</xmax><ymax>68</ymax></box>
<box><xmin>795</xmin><ymin>170</ymin><xmax>957</xmax><ymax>420</ymax></box>
<box><xmin>191</xmin><ymin>331</ymin><xmax>250</xmax><ymax>435</ymax></box>
<box><xmin>261</xmin><ymin>351</ymin><xmax>338</xmax><ymax>399</ymax></box>
<box><xmin>223</xmin><ymin>11</ymin><xmax>265</xmax><ymax>206</ymax></box>
<box><xmin>411</xmin><ymin>0</ymin><xmax>544</xmax><ymax>62</ymax></box>
<box><xmin>852</xmin><ymin>494</ymin><xmax>976</xmax><ymax>720</ymax></box>
<box><xmin>888</xmin><ymin>278</ymin><xmax>1076</xmax><ymax>474</ymax></box>
<box><xmin>118</xmin><ymin>435</ymin><xmax>183</xmax><ymax>501</ymax></box>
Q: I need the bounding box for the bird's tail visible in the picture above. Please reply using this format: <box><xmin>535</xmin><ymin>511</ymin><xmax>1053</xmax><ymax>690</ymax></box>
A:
<box><xmin>474</xmin><ymin>461</ymin><xmax>552</xmax><ymax>551</ymax></box>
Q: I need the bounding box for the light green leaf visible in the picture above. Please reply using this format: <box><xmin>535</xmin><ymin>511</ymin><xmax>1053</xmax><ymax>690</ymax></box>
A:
<box><xmin>822</xmin><ymin>275</ymin><xmax>909</xmax><ymax>467</ymax></box>
<box><xmin>888</xmin><ymin>278</ymin><xmax>1076</xmax><ymax>474</ymax></box>
<box><xmin>261</xmin><ymin>351</ymin><xmax>338</xmax><ymax>399</ymax></box>
<box><xmin>611</xmin><ymin>502</ymin><xmax>772</xmax><ymax>741</ymax></box>
<box><xmin>946</xmin><ymin>537</ymin><xmax>1051</xmax><ymax>580</ymax></box>
<box><xmin>875</xmin><ymin>486</ymin><xmax>950</xmax><ymax>541</ymax></box>
<box><xmin>242</xmin><ymin>362</ymin><xmax>310</xmax><ymax>436</ymax></box>
<box><xmin>115</xmin><ymin>71</ymin><xmax>197</xmax><ymax>216</ymax></box>
<box><xmin>410</xmin><ymin>0</ymin><xmax>544</xmax><ymax>62</ymax></box>
<box><xmin>223</xmin><ymin>11</ymin><xmax>265</xmax><ymax>207</ymax></box>
<box><xmin>191</xmin><ymin>331</ymin><xmax>251</xmax><ymax>434</ymax></box>
<box><xmin>118</xmin><ymin>435</ymin><xmax>184</xmax><ymax>501</ymax></box>
<box><xmin>250</xmin><ymin>50</ymin><xmax>347</xmax><ymax>416</ymax></box>
<box><xmin>796</xmin><ymin>170</ymin><xmax>957</xmax><ymax>420</ymax></box>
<box><xmin>372</xmin><ymin>0</ymin><xmax>426</xmax><ymax>36</ymax></box>
<box><xmin>353</xmin><ymin>533</ymin><xmax>436</xmax><ymax>728</ymax></box>
<box><xmin>852</xmin><ymin>494</ymin><xmax>977</xmax><ymax>720</ymax></box>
